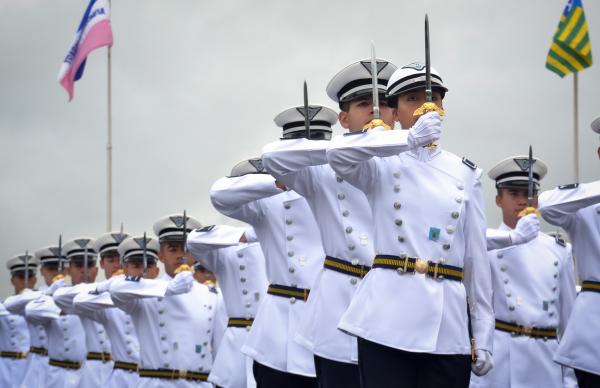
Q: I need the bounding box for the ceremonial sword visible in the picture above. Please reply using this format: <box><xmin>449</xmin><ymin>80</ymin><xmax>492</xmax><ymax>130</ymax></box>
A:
<box><xmin>84</xmin><ymin>245</ymin><xmax>89</xmax><ymax>283</ymax></box>
<box><xmin>304</xmin><ymin>81</ymin><xmax>310</xmax><ymax>140</ymax></box>
<box><xmin>175</xmin><ymin>210</ymin><xmax>192</xmax><ymax>273</ymax></box>
<box><xmin>414</xmin><ymin>14</ymin><xmax>445</xmax><ymax>119</ymax></box>
<box><xmin>518</xmin><ymin>145</ymin><xmax>541</xmax><ymax>218</ymax></box>
<box><xmin>24</xmin><ymin>250</ymin><xmax>29</xmax><ymax>292</ymax></box>
<box><xmin>53</xmin><ymin>235</ymin><xmax>66</xmax><ymax>282</ymax></box>
<box><xmin>142</xmin><ymin>231</ymin><xmax>148</xmax><ymax>277</ymax></box>
<box><xmin>364</xmin><ymin>41</ymin><xmax>391</xmax><ymax>130</ymax></box>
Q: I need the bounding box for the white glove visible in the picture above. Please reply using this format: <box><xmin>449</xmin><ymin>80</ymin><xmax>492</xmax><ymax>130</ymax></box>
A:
<box><xmin>165</xmin><ymin>271</ymin><xmax>194</xmax><ymax>296</ymax></box>
<box><xmin>509</xmin><ymin>214</ymin><xmax>540</xmax><ymax>245</ymax></box>
<box><xmin>407</xmin><ymin>111</ymin><xmax>442</xmax><ymax>149</ymax></box>
<box><xmin>471</xmin><ymin>349</ymin><xmax>494</xmax><ymax>376</ymax></box>
<box><xmin>44</xmin><ymin>279</ymin><xmax>65</xmax><ymax>296</ymax></box>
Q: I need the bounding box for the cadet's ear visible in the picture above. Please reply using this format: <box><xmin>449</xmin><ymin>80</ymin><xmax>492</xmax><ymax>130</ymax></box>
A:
<box><xmin>495</xmin><ymin>192</ymin><xmax>502</xmax><ymax>208</ymax></box>
<box><xmin>597</xmin><ymin>145</ymin><xmax>600</xmax><ymax>160</ymax></box>
<box><xmin>339</xmin><ymin>111</ymin><xmax>350</xmax><ymax>129</ymax></box>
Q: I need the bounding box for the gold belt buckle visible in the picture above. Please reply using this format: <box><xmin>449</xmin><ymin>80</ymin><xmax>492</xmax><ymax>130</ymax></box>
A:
<box><xmin>521</xmin><ymin>326</ymin><xmax>534</xmax><ymax>336</ymax></box>
<box><xmin>180</xmin><ymin>370</ymin><xmax>188</xmax><ymax>379</ymax></box>
<box><xmin>414</xmin><ymin>259</ymin><xmax>429</xmax><ymax>274</ymax></box>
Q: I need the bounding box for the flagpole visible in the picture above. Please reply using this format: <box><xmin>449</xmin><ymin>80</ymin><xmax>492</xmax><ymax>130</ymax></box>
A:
<box><xmin>106</xmin><ymin>26</ymin><xmax>113</xmax><ymax>233</ymax></box>
<box><xmin>573</xmin><ymin>72</ymin><xmax>579</xmax><ymax>182</ymax></box>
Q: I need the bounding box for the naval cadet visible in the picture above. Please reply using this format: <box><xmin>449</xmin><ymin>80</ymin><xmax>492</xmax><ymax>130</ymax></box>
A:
<box><xmin>470</xmin><ymin>155</ymin><xmax>577</xmax><ymax>388</ymax></box>
<box><xmin>188</xmin><ymin>224</ymin><xmax>269</xmax><ymax>388</ymax></box>
<box><xmin>53</xmin><ymin>237</ymin><xmax>114</xmax><ymax>387</ymax></box>
<box><xmin>261</xmin><ymin>58</ymin><xmax>397</xmax><ymax>388</ymax></box>
<box><xmin>210</xmin><ymin>152</ymin><xmax>326</xmax><ymax>387</ymax></box>
<box><xmin>72</xmin><ymin>231</ymin><xmax>141</xmax><ymax>388</ymax></box>
<box><xmin>327</xmin><ymin>62</ymin><xmax>494</xmax><ymax>388</ymax></box>
<box><xmin>1</xmin><ymin>254</ymin><xmax>35</xmax><ymax>387</ymax></box>
<box><xmin>105</xmin><ymin>216</ymin><xmax>227</xmax><ymax>388</ymax></box>
<box><xmin>537</xmin><ymin>116</ymin><xmax>600</xmax><ymax>388</ymax></box>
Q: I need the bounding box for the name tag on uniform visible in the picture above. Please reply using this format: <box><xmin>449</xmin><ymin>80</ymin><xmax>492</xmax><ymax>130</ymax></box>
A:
<box><xmin>543</xmin><ymin>301</ymin><xmax>549</xmax><ymax>311</ymax></box>
<box><xmin>429</xmin><ymin>227</ymin><xmax>441</xmax><ymax>241</ymax></box>
<box><xmin>195</xmin><ymin>345</ymin><xmax>202</xmax><ymax>353</ymax></box>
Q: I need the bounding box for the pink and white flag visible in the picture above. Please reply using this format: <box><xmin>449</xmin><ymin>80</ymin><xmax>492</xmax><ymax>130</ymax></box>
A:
<box><xmin>58</xmin><ymin>0</ymin><xmax>113</xmax><ymax>101</ymax></box>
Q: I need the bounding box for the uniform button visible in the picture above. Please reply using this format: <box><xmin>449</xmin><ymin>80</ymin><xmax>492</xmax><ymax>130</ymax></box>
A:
<box><xmin>350</xmin><ymin>278</ymin><xmax>358</xmax><ymax>285</ymax></box>
<box><xmin>39</xmin><ymin>336</ymin><xmax>45</xmax><ymax>341</ymax></box>
<box><xmin>201</xmin><ymin>354</ymin><xmax>206</xmax><ymax>359</ymax></box>
<box><xmin>351</xmin><ymin>259</ymin><xmax>359</xmax><ymax>266</ymax></box>
<box><xmin>237</xmin><ymin>252</ymin><xmax>244</xmax><ymax>258</ymax></box>
<box><xmin>336</xmin><ymin>176</ymin><xmax>343</xmax><ymax>183</ymax></box>
<box><xmin>164</xmin><ymin>363</ymin><xmax>169</xmax><ymax>368</ymax></box>
<box><xmin>337</xmin><ymin>193</ymin><xmax>346</xmax><ymax>200</ymax></box>
<box><xmin>157</xmin><ymin>297</ymin><xmax>163</xmax><ymax>302</ymax></box>
<box><xmin>500</xmin><ymin>266</ymin><xmax>507</xmax><ymax>272</ymax></box>
<box><xmin>161</xmin><ymin>336</ymin><xmax>166</xmax><ymax>340</ymax></box>
<box><xmin>497</xmin><ymin>252</ymin><xmax>503</xmax><ymax>258</ymax></box>
<box><xmin>395</xmin><ymin>219</ymin><xmax>403</xmax><ymax>226</ymax></box>
<box><xmin>288</xmin><ymin>251</ymin><xmax>294</xmax><ymax>257</ymax></box>
<box><xmin>446</xmin><ymin>225</ymin><xmax>455</xmax><ymax>234</ymax></box>
<box><xmin>64</xmin><ymin>347</ymin><xmax>69</xmax><ymax>352</ymax></box>
<box><xmin>284</xmin><ymin>203</ymin><xmax>291</xmax><ymax>209</ymax></box>
<box><xmin>159</xmin><ymin>322</ymin><xmax>165</xmax><ymax>327</ymax></box>
<box><xmin>290</xmin><ymin>297</ymin><xmax>296</xmax><ymax>304</ymax></box>
<box><xmin>245</xmin><ymin>303</ymin><xmax>252</xmax><ymax>308</ymax></box>
<box><xmin>242</xmin><ymin>289</ymin><xmax>248</xmax><ymax>295</ymax></box>
<box><xmin>348</xmin><ymin>244</ymin><xmax>355</xmax><ymax>251</ymax></box>
<box><xmin>552</xmin><ymin>286</ymin><xmax>557</xmax><ymax>292</ymax></box>
<box><xmin>394</xmin><ymin>184</ymin><xmax>400</xmax><ymax>192</ymax></box>
<box><xmin>158</xmin><ymin>310</ymin><xmax>164</xmax><ymax>314</ymax></box>
<box><xmin>63</xmin><ymin>327</ymin><xmax>68</xmax><ymax>331</ymax></box>
<box><xmin>508</xmin><ymin>305</ymin><xmax>515</xmax><ymax>311</ymax></box>
<box><xmin>393</xmin><ymin>172</ymin><xmax>401</xmax><ymax>178</ymax></box>
<box><xmin>346</xmin><ymin>226</ymin><xmax>353</xmax><ymax>234</ymax></box>
<box><xmin>125</xmin><ymin>331</ymin><xmax>130</xmax><ymax>335</ymax></box>
<box><xmin>286</xmin><ymin>219</ymin><xmax>293</xmax><ymax>225</ymax></box>
<box><xmin>162</xmin><ymin>349</ymin><xmax>168</xmax><ymax>354</ymax></box>
<box><xmin>240</xmin><ymin>277</ymin><xmax>246</xmax><ymax>282</ymax></box>
<box><xmin>455</xmin><ymin>196</ymin><xmax>463</xmax><ymax>204</ymax></box>
<box><xmin>553</xmin><ymin>273</ymin><xmax>558</xmax><ymax>278</ymax></box>
<box><xmin>596</xmin><ymin>206</ymin><xmax>600</xmax><ymax>214</ymax></box>
<box><xmin>398</xmin><ymin>236</ymin><xmax>405</xmax><ymax>243</ymax></box>
<box><xmin>554</xmin><ymin>261</ymin><xmax>558</xmax><ymax>266</ymax></box>
<box><xmin>504</xmin><ymin>279</ymin><xmax>509</xmax><ymax>284</ymax></box>
<box><xmin>550</xmin><ymin>299</ymin><xmax>556</xmax><ymax>304</ymax></box>
<box><xmin>394</xmin><ymin>202</ymin><xmax>402</xmax><ymax>210</ymax></box>
<box><xmin>239</xmin><ymin>265</ymin><xmax>246</xmax><ymax>270</ymax></box>
<box><xmin>289</xmin><ymin>267</ymin><xmax>295</xmax><ymax>273</ymax></box>
<box><xmin>127</xmin><ymin>350</ymin><xmax>132</xmax><ymax>355</ymax></box>
<box><xmin>451</xmin><ymin>211</ymin><xmax>460</xmax><ymax>219</ymax></box>
<box><xmin>287</xmin><ymin>235</ymin><xmax>294</xmax><ymax>241</ymax></box>
<box><xmin>443</xmin><ymin>244</ymin><xmax>451</xmax><ymax>250</ymax></box>
<box><xmin>342</xmin><ymin>210</ymin><xmax>349</xmax><ymax>217</ymax></box>
<box><xmin>457</xmin><ymin>183</ymin><xmax>464</xmax><ymax>190</ymax></box>
<box><xmin>506</xmin><ymin>292</ymin><xmax>511</xmax><ymax>297</ymax></box>
<box><xmin>291</xmin><ymin>283</ymin><xmax>298</xmax><ymax>288</ymax></box>
<box><xmin>100</xmin><ymin>340</ymin><xmax>104</xmax><ymax>344</ymax></box>
<box><xmin>549</xmin><ymin>312</ymin><xmax>555</xmax><ymax>317</ymax></box>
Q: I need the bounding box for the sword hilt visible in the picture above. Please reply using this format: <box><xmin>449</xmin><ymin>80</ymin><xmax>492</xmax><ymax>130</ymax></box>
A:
<box><xmin>413</xmin><ymin>102</ymin><xmax>445</xmax><ymax>117</ymax></box>
<box><xmin>175</xmin><ymin>263</ymin><xmax>193</xmax><ymax>274</ymax></box>
<box><xmin>362</xmin><ymin>118</ymin><xmax>392</xmax><ymax>131</ymax></box>
<box><xmin>518</xmin><ymin>206</ymin><xmax>541</xmax><ymax>218</ymax></box>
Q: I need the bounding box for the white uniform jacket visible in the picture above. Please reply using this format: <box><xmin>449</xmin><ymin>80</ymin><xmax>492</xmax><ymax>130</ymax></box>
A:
<box><xmin>25</xmin><ymin>294</ymin><xmax>87</xmax><ymax>388</ymax></box>
<box><xmin>471</xmin><ymin>225</ymin><xmax>577</xmax><ymax>388</ymax></box>
<box><xmin>188</xmin><ymin>224</ymin><xmax>268</xmax><ymax>388</ymax></box>
<box><xmin>262</xmin><ymin>138</ymin><xmax>375</xmax><ymax>363</ymax></box>
<box><xmin>73</xmin><ymin>288</ymin><xmax>140</xmax><ymax>388</ymax></box>
<box><xmin>4</xmin><ymin>290</ymin><xmax>49</xmax><ymax>388</ymax></box>
<box><xmin>109</xmin><ymin>274</ymin><xmax>226</xmax><ymax>388</ymax></box>
<box><xmin>326</xmin><ymin>131</ymin><xmax>494</xmax><ymax>355</ymax></box>
<box><xmin>0</xmin><ymin>299</ymin><xmax>30</xmax><ymax>388</ymax></box>
<box><xmin>210</xmin><ymin>173</ymin><xmax>325</xmax><ymax>376</ymax></box>
<box><xmin>54</xmin><ymin>284</ymin><xmax>113</xmax><ymax>387</ymax></box>
<box><xmin>539</xmin><ymin>180</ymin><xmax>600</xmax><ymax>375</ymax></box>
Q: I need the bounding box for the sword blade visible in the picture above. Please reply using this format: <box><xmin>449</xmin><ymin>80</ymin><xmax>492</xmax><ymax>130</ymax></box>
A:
<box><xmin>58</xmin><ymin>235</ymin><xmax>63</xmax><ymax>274</ymax></box>
<box><xmin>84</xmin><ymin>247</ymin><xmax>88</xmax><ymax>283</ymax></box>
<box><xmin>425</xmin><ymin>14</ymin><xmax>432</xmax><ymax>102</ymax></box>
<box><xmin>182</xmin><ymin>210</ymin><xmax>188</xmax><ymax>265</ymax></box>
<box><xmin>527</xmin><ymin>145</ymin><xmax>534</xmax><ymax>207</ymax></box>
<box><xmin>24</xmin><ymin>250</ymin><xmax>29</xmax><ymax>289</ymax></box>
<box><xmin>142</xmin><ymin>232</ymin><xmax>148</xmax><ymax>276</ymax></box>
<box><xmin>303</xmin><ymin>81</ymin><xmax>310</xmax><ymax>139</ymax></box>
<box><xmin>370</xmin><ymin>41</ymin><xmax>380</xmax><ymax>119</ymax></box>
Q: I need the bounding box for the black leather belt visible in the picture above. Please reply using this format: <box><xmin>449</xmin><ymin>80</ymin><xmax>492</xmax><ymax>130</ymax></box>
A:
<box><xmin>49</xmin><ymin>358</ymin><xmax>82</xmax><ymax>369</ymax></box>
<box><xmin>227</xmin><ymin>318</ymin><xmax>254</xmax><ymax>328</ymax></box>
<box><xmin>29</xmin><ymin>346</ymin><xmax>48</xmax><ymax>356</ymax></box>
<box><xmin>139</xmin><ymin>368</ymin><xmax>209</xmax><ymax>381</ymax></box>
<box><xmin>267</xmin><ymin>284</ymin><xmax>310</xmax><ymax>301</ymax></box>
<box><xmin>372</xmin><ymin>254</ymin><xmax>463</xmax><ymax>282</ymax></box>
<box><xmin>86</xmin><ymin>352</ymin><xmax>112</xmax><ymax>362</ymax></box>
<box><xmin>324</xmin><ymin>256</ymin><xmax>371</xmax><ymax>278</ymax></box>
<box><xmin>582</xmin><ymin>280</ymin><xmax>600</xmax><ymax>293</ymax></box>
<box><xmin>495</xmin><ymin>319</ymin><xmax>557</xmax><ymax>339</ymax></box>
<box><xmin>0</xmin><ymin>351</ymin><xmax>27</xmax><ymax>359</ymax></box>
<box><xmin>114</xmin><ymin>360</ymin><xmax>139</xmax><ymax>372</ymax></box>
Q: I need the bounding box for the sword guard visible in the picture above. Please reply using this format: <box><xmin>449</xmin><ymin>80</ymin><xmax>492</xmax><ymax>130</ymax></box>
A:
<box><xmin>413</xmin><ymin>102</ymin><xmax>445</xmax><ymax>117</ymax></box>
<box><xmin>174</xmin><ymin>264</ymin><xmax>193</xmax><ymax>274</ymax></box>
<box><xmin>362</xmin><ymin>118</ymin><xmax>392</xmax><ymax>131</ymax></box>
<box><xmin>52</xmin><ymin>274</ymin><xmax>66</xmax><ymax>282</ymax></box>
<box><xmin>518</xmin><ymin>207</ymin><xmax>541</xmax><ymax>218</ymax></box>
<box><xmin>112</xmin><ymin>269</ymin><xmax>125</xmax><ymax>277</ymax></box>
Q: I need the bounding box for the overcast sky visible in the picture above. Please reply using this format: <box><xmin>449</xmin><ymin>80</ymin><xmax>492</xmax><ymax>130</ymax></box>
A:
<box><xmin>1</xmin><ymin>0</ymin><xmax>599</xmax><ymax>298</ymax></box>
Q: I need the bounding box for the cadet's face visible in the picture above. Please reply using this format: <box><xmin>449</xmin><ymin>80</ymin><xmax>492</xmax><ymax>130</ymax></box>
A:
<box><xmin>41</xmin><ymin>266</ymin><xmax>59</xmax><ymax>286</ymax></box>
<box><xmin>67</xmin><ymin>261</ymin><xmax>98</xmax><ymax>285</ymax></box>
<box><xmin>11</xmin><ymin>274</ymin><xmax>36</xmax><ymax>293</ymax></box>
<box><xmin>496</xmin><ymin>188</ymin><xmax>539</xmax><ymax>228</ymax></box>
<box><xmin>193</xmin><ymin>268</ymin><xmax>217</xmax><ymax>285</ymax></box>
<box><xmin>339</xmin><ymin>96</ymin><xmax>394</xmax><ymax>132</ymax></box>
<box><xmin>159</xmin><ymin>243</ymin><xmax>193</xmax><ymax>277</ymax></box>
<box><xmin>123</xmin><ymin>262</ymin><xmax>159</xmax><ymax>279</ymax></box>
<box><xmin>100</xmin><ymin>254</ymin><xmax>122</xmax><ymax>278</ymax></box>
<box><xmin>393</xmin><ymin>89</ymin><xmax>443</xmax><ymax>129</ymax></box>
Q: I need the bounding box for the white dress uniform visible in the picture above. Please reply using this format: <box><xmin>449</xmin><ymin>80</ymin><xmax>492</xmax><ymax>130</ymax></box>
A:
<box><xmin>25</xmin><ymin>294</ymin><xmax>87</xmax><ymax>388</ymax></box>
<box><xmin>4</xmin><ymin>290</ymin><xmax>49</xmax><ymax>388</ymax></box>
<box><xmin>54</xmin><ymin>284</ymin><xmax>114</xmax><ymax>387</ymax></box>
<box><xmin>73</xmin><ymin>289</ymin><xmax>140</xmax><ymax>387</ymax></box>
<box><xmin>326</xmin><ymin>133</ymin><xmax>494</xmax><ymax>355</ymax></box>
<box><xmin>262</xmin><ymin>137</ymin><xmax>374</xmax><ymax>364</ymax></box>
<box><xmin>109</xmin><ymin>273</ymin><xmax>227</xmax><ymax>388</ymax></box>
<box><xmin>0</xmin><ymin>302</ymin><xmax>30</xmax><ymax>387</ymax></box>
<box><xmin>188</xmin><ymin>224</ymin><xmax>269</xmax><ymax>388</ymax></box>
<box><xmin>470</xmin><ymin>225</ymin><xmax>577</xmax><ymax>388</ymax></box>
<box><xmin>210</xmin><ymin>171</ymin><xmax>326</xmax><ymax>377</ymax></box>
<box><xmin>539</xmin><ymin>180</ymin><xmax>600</xmax><ymax>376</ymax></box>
